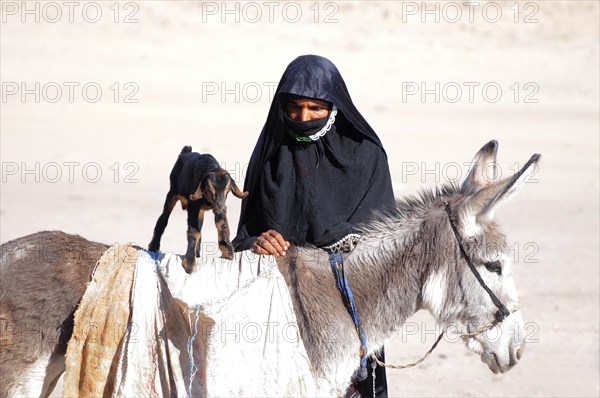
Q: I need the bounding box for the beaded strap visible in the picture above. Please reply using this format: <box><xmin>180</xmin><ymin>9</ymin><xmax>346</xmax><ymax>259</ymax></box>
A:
<box><xmin>308</xmin><ymin>105</ymin><xmax>337</xmax><ymax>141</ymax></box>
<box><xmin>288</xmin><ymin>105</ymin><xmax>338</xmax><ymax>142</ymax></box>
<box><xmin>323</xmin><ymin>233</ymin><xmax>361</xmax><ymax>253</ymax></box>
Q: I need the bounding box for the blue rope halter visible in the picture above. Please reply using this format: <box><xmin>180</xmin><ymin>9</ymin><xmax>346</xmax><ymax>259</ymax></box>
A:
<box><xmin>328</xmin><ymin>251</ymin><xmax>369</xmax><ymax>381</ymax></box>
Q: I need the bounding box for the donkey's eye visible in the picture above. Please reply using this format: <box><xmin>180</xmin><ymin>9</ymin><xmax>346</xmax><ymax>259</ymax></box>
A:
<box><xmin>484</xmin><ymin>261</ymin><xmax>502</xmax><ymax>275</ymax></box>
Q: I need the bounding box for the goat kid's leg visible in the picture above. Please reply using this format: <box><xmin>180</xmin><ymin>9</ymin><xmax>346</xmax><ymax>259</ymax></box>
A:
<box><xmin>149</xmin><ymin>192</ymin><xmax>178</xmax><ymax>252</ymax></box>
<box><xmin>183</xmin><ymin>204</ymin><xmax>204</xmax><ymax>273</ymax></box>
<box><xmin>214</xmin><ymin>210</ymin><xmax>234</xmax><ymax>260</ymax></box>
<box><xmin>195</xmin><ymin>208</ymin><xmax>206</xmax><ymax>258</ymax></box>
<box><xmin>184</xmin><ymin>228</ymin><xmax>200</xmax><ymax>273</ymax></box>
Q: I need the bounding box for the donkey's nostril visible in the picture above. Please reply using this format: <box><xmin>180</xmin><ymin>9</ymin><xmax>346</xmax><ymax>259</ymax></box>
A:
<box><xmin>516</xmin><ymin>344</ymin><xmax>525</xmax><ymax>360</ymax></box>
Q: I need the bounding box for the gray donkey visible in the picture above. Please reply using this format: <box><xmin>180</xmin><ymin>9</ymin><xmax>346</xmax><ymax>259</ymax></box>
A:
<box><xmin>0</xmin><ymin>141</ymin><xmax>539</xmax><ymax>397</ymax></box>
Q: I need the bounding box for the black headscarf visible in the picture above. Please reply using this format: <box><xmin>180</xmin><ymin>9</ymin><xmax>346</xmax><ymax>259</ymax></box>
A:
<box><xmin>233</xmin><ymin>55</ymin><xmax>395</xmax><ymax>250</ymax></box>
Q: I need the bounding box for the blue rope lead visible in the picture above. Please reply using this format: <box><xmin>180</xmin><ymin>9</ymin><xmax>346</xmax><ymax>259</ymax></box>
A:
<box><xmin>329</xmin><ymin>252</ymin><xmax>368</xmax><ymax>381</ymax></box>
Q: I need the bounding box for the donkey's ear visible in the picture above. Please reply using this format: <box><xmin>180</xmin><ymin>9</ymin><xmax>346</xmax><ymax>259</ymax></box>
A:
<box><xmin>461</xmin><ymin>140</ymin><xmax>499</xmax><ymax>194</ymax></box>
<box><xmin>465</xmin><ymin>153</ymin><xmax>541</xmax><ymax>220</ymax></box>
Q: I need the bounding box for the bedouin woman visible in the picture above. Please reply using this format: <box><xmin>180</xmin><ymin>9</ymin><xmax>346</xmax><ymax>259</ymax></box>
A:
<box><xmin>233</xmin><ymin>54</ymin><xmax>395</xmax><ymax>398</ymax></box>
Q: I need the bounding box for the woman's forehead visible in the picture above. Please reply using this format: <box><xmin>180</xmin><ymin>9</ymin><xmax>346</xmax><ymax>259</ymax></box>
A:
<box><xmin>286</xmin><ymin>97</ymin><xmax>330</xmax><ymax>107</ymax></box>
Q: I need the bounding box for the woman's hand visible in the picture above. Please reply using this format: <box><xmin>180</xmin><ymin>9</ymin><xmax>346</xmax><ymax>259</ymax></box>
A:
<box><xmin>253</xmin><ymin>230</ymin><xmax>290</xmax><ymax>256</ymax></box>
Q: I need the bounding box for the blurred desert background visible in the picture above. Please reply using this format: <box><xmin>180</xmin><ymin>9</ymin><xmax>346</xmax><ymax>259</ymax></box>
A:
<box><xmin>1</xmin><ymin>1</ymin><xmax>598</xmax><ymax>396</ymax></box>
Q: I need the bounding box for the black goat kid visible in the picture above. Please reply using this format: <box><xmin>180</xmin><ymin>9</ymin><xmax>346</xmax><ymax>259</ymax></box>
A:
<box><xmin>149</xmin><ymin>146</ymin><xmax>248</xmax><ymax>272</ymax></box>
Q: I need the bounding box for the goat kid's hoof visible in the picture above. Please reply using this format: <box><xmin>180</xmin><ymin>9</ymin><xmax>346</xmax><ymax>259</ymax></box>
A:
<box><xmin>182</xmin><ymin>257</ymin><xmax>197</xmax><ymax>274</ymax></box>
<box><xmin>219</xmin><ymin>244</ymin><xmax>234</xmax><ymax>260</ymax></box>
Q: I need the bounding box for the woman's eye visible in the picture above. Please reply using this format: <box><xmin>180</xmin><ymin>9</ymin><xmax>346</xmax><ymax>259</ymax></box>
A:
<box><xmin>484</xmin><ymin>260</ymin><xmax>502</xmax><ymax>275</ymax></box>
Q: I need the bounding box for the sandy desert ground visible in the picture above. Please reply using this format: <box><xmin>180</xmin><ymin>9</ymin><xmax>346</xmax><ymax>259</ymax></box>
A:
<box><xmin>1</xmin><ymin>1</ymin><xmax>598</xmax><ymax>396</ymax></box>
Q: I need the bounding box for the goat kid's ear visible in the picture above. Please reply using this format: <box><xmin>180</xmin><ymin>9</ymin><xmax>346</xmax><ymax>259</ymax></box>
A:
<box><xmin>230</xmin><ymin>180</ymin><xmax>249</xmax><ymax>199</ymax></box>
<box><xmin>189</xmin><ymin>185</ymin><xmax>203</xmax><ymax>200</ymax></box>
<box><xmin>460</xmin><ymin>153</ymin><xmax>541</xmax><ymax>224</ymax></box>
<box><xmin>461</xmin><ymin>140</ymin><xmax>499</xmax><ymax>194</ymax></box>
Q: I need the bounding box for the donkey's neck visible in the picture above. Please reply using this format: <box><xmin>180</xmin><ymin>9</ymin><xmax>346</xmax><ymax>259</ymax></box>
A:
<box><xmin>277</xmin><ymin>201</ymin><xmax>448</xmax><ymax>395</ymax></box>
<box><xmin>343</xmin><ymin>209</ymin><xmax>435</xmax><ymax>348</ymax></box>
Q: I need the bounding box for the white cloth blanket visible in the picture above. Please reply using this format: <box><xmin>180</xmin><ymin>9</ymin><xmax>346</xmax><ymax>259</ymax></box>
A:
<box><xmin>65</xmin><ymin>246</ymin><xmax>317</xmax><ymax>397</ymax></box>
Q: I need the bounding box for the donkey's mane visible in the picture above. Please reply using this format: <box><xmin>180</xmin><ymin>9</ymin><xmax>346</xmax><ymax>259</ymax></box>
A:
<box><xmin>357</xmin><ymin>182</ymin><xmax>461</xmax><ymax>236</ymax></box>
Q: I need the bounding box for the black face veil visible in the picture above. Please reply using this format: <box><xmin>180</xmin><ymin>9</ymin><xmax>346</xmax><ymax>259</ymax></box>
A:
<box><xmin>233</xmin><ymin>55</ymin><xmax>395</xmax><ymax>250</ymax></box>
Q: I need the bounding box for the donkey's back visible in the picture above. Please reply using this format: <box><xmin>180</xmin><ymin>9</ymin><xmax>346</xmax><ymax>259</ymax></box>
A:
<box><xmin>0</xmin><ymin>231</ymin><xmax>107</xmax><ymax>397</ymax></box>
